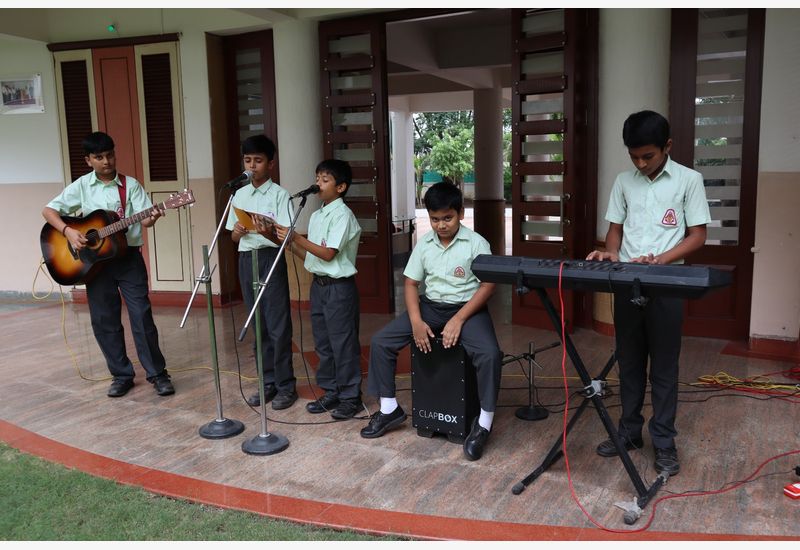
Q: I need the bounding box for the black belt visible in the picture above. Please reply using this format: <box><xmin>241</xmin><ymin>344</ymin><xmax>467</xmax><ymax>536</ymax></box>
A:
<box><xmin>313</xmin><ymin>275</ymin><xmax>354</xmax><ymax>286</ymax></box>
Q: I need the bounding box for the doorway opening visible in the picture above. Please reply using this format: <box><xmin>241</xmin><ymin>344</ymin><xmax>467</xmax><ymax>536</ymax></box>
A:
<box><xmin>385</xmin><ymin>10</ymin><xmax>514</xmax><ymax>314</ymax></box>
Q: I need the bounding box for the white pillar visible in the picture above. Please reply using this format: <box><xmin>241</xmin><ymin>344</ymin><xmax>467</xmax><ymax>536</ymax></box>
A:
<box><xmin>473</xmin><ymin>86</ymin><xmax>505</xmax><ymax>254</ymax></box>
<box><xmin>597</xmin><ymin>8</ymin><xmax>671</xmax><ymax>240</ymax></box>
<box><xmin>593</xmin><ymin>9</ymin><xmax>671</xmax><ymax>323</ymax></box>
<box><xmin>273</xmin><ymin>19</ymin><xmax>323</xmax><ymax>232</ymax></box>
<box><xmin>389</xmin><ymin>106</ymin><xmax>416</xmax><ymax>221</ymax></box>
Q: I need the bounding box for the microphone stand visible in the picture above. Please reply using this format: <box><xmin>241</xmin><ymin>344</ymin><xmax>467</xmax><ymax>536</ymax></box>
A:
<box><xmin>179</xmin><ymin>188</ymin><xmax>244</xmax><ymax>439</ymax></box>
<box><xmin>240</xmin><ymin>194</ymin><xmax>310</xmax><ymax>455</ymax></box>
<box><xmin>502</xmin><ymin>340</ymin><xmax>560</xmax><ymax>421</ymax></box>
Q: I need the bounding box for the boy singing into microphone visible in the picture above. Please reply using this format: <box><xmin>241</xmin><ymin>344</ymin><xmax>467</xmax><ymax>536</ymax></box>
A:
<box><xmin>276</xmin><ymin>159</ymin><xmax>363</xmax><ymax>419</ymax></box>
<box><xmin>226</xmin><ymin>134</ymin><xmax>297</xmax><ymax>410</ymax></box>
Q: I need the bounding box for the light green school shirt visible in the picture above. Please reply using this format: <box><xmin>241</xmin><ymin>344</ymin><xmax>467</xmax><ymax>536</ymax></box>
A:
<box><xmin>225</xmin><ymin>179</ymin><xmax>292</xmax><ymax>252</ymax></box>
<box><xmin>46</xmin><ymin>171</ymin><xmax>152</xmax><ymax>246</ymax></box>
<box><xmin>403</xmin><ymin>224</ymin><xmax>490</xmax><ymax>304</ymax></box>
<box><xmin>304</xmin><ymin>198</ymin><xmax>361</xmax><ymax>278</ymax></box>
<box><xmin>605</xmin><ymin>156</ymin><xmax>711</xmax><ymax>263</ymax></box>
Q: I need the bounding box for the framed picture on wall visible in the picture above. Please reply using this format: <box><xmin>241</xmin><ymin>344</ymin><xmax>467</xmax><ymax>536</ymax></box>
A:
<box><xmin>0</xmin><ymin>73</ymin><xmax>44</xmax><ymax>114</ymax></box>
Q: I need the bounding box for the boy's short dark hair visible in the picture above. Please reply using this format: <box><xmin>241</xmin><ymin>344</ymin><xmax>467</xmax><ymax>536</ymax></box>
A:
<box><xmin>316</xmin><ymin>159</ymin><xmax>352</xmax><ymax>196</ymax></box>
<box><xmin>242</xmin><ymin>134</ymin><xmax>276</xmax><ymax>161</ymax></box>
<box><xmin>83</xmin><ymin>132</ymin><xmax>115</xmax><ymax>155</ymax></box>
<box><xmin>424</xmin><ymin>181</ymin><xmax>463</xmax><ymax>212</ymax></box>
<box><xmin>622</xmin><ymin>110</ymin><xmax>671</xmax><ymax>150</ymax></box>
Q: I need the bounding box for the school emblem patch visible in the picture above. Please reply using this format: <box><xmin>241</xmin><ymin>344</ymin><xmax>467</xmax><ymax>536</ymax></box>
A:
<box><xmin>661</xmin><ymin>208</ymin><xmax>677</xmax><ymax>226</ymax></box>
<box><xmin>453</xmin><ymin>266</ymin><xmax>466</xmax><ymax>278</ymax></box>
<box><xmin>321</xmin><ymin>238</ymin><xmax>327</xmax><ymax>247</ymax></box>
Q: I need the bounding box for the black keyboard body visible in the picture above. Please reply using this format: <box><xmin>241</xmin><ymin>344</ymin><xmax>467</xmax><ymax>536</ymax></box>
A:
<box><xmin>471</xmin><ymin>254</ymin><xmax>732</xmax><ymax>299</ymax></box>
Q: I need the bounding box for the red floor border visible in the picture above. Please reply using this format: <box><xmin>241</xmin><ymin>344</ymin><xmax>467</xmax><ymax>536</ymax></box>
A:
<box><xmin>0</xmin><ymin>419</ymin><xmax>791</xmax><ymax>541</ymax></box>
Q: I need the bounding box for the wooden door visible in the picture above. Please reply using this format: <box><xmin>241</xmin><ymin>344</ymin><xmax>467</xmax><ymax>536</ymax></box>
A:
<box><xmin>510</xmin><ymin>8</ymin><xmax>598</xmax><ymax>330</ymax></box>
<box><xmin>670</xmin><ymin>8</ymin><xmax>764</xmax><ymax>339</ymax></box>
<box><xmin>222</xmin><ymin>30</ymin><xmax>279</xmax><ymax>182</ymax></box>
<box><xmin>92</xmin><ymin>46</ymin><xmax>144</xmax><ymax>183</ymax></box>
<box><xmin>52</xmin><ymin>35</ymin><xmax>192</xmax><ymax>294</ymax></box>
<box><xmin>319</xmin><ymin>18</ymin><xmax>394</xmax><ymax>313</ymax></box>
<box><xmin>133</xmin><ymin>42</ymin><xmax>193</xmax><ymax>292</ymax></box>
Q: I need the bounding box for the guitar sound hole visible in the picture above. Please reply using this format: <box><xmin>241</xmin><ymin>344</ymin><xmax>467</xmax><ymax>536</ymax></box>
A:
<box><xmin>85</xmin><ymin>230</ymin><xmax>101</xmax><ymax>249</ymax></box>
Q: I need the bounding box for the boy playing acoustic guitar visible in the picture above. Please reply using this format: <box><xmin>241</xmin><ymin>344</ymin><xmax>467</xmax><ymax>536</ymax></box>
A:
<box><xmin>42</xmin><ymin>131</ymin><xmax>174</xmax><ymax>398</ymax></box>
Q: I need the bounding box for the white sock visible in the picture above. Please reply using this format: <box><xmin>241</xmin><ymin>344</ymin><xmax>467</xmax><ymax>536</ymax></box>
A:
<box><xmin>380</xmin><ymin>397</ymin><xmax>398</xmax><ymax>415</ymax></box>
<box><xmin>478</xmin><ymin>409</ymin><xmax>494</xmax><ymax>431</ymax></box>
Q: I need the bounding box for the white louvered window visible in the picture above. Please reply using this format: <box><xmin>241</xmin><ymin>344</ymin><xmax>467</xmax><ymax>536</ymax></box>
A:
<box><xmin>694</xmin><ymin>9</ymin><xmax>749</xmax><ymax>245</ymax></box>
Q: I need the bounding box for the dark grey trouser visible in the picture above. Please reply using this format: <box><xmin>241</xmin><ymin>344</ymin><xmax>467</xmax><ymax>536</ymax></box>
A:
<box><xmin>367</xmin><ymin>297</ymin><xmax>502</xmax><ymax>411</ymax></box>
<box><xmin>613</xmin><ymin>292</ymin><xmax>684</xmax><ymax>449</ymax></box>
<box><xmin>310</xmin><ymin>276</ymin><xmax>361</xmax><ymax>400</ymax></box>
<box><xmin>238</xmin><ymin>248</ymin><xmax>295</xmax><ymax>393</ymax></box>
<box><xmin>86</xmin><ymin>247</ymin><xmax>167</xmax><ymax>382</ymax></box>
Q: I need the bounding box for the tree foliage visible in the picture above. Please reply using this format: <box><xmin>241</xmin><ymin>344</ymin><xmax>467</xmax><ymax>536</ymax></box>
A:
<box><xmin>428</xmin><ymin>127</ymin><xmax>474</xmax><ymax>187</ymax></box>
<box><xmin>413</xmin><ymin>109</ymin><xmax>513</xmax><ymax>200</ymax></box>
<box><xmin>413</xmin><ymin>111</ymin><xmax>474</xmax><ymax>156</ymax></box>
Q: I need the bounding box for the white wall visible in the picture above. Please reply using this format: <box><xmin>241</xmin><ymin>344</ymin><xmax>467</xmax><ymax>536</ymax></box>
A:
<box><xmin>272</xmin><ymin>18</ymin><xmax>323</xmax><ymax>232</ymax></box>
<box><xmin>757</xmin><ymin>9</ymin><xmax>800</xmax><ymax>173</ymax></box>
<box><xmin>0</xmin><ymin>36</ymin><xmax>65</xmax><ymax>293</ymax></box>
<box><xmin>596</xmin><ymin>8</ymin><xmax>670</xmax><ymax>239</ymax></box>
<box><xmin>0</xmin><ymin>35</ymin><xmax>63</xmax><ymax>186</ymax></box>
<box><xmin>749</xmin><ymin>9</ymin><xmax>800</xmax><ymax>341</ymax></box>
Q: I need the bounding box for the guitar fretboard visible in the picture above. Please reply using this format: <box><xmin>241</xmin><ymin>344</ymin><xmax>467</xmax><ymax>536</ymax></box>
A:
<box><xmin>97</xmin><ymin>202</ymin><xmax>166</xmax><ymax>239</ymax></box>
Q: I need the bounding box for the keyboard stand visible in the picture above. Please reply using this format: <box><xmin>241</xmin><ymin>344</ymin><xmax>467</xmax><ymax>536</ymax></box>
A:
<box><xmin>511</xmin><ymin>287</ymin><xmax>668</xmax><ymax>525</ymax></box>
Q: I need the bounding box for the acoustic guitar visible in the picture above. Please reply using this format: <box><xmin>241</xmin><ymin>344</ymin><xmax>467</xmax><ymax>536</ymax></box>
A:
<box><xmin>40</xmin><ymin>189</ymin><xmax>195</xmax><ymax>286</ymax></box>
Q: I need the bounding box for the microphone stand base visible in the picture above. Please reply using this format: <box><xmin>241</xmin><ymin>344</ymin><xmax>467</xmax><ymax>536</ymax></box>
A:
<box><xmin>199</xmin><ymin>418</ymin><xmax>245</xmax><ymax>439</ymax></box>
<box><xmin>242</xmin><ymin>432</ymin><xmax>290</xmax><ymax>455</ymax></box>
<box><xmin>515</xmin><ymin>406</ymin><xmax>549</xmax><ymax>421</ymax></box>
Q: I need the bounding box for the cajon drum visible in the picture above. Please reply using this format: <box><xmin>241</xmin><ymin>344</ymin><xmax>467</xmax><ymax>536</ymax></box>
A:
<box><xmin>411</xmin><ymin>338</ymin><xmax>479</xmax><ymax>444</ymax></box>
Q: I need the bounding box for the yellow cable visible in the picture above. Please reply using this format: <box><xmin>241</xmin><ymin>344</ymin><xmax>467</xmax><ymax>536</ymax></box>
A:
<box><xmin>692</xmin><ymin>370</ymin><xmax>799</xmax><ymax>392</ymax></box>
<box><xmin>33</xmin><ymin>257</ymin><xmax>109</xmax><ymax>381</ymax></box>
<box><xmin>31</xmin><ymin>258</ymin><xmax>54</xmax><ymax>300</ymax></box>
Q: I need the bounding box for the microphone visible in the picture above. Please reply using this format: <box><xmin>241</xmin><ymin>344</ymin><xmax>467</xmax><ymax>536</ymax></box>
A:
<box><xmin>224</xmin><ymin>170</ymin><xmax>253</xmax><ymax>190</ymax></box>
<box><xmin>290</xmin><ymin>184</ymin><xmax>320</xmax><ymax>199</ymax></box>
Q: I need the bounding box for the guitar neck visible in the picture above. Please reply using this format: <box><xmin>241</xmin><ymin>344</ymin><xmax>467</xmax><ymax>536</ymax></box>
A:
<box><xmin>97</xmin><ymin>203</ymin><xmax>164</xmax><ymax>239</ymax></box>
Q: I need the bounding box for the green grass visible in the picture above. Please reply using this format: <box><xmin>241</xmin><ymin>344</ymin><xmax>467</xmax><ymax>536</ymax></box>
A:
<box><xmin>0</xmin><ymin>443</ymin><xmax>400</xmax><ymax>540</ymax></box>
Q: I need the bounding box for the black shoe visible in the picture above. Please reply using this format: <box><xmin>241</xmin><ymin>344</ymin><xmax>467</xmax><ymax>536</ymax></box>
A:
<box><xmin>247</xmin><ymin>384</ymin><xmax>277</xmax><ymax>407</ymax></box>
<box><xmin>107</xmin><ymin>379</ymin><xmax>134</xmax><ymax>397</ymax></box>
<box><xmin>654</xmin><ymin>446</ymin><xmax>680</xmax><ymax>476</ymax></box>
<box><xmin>306</xmin><ymin>393</ymin><xmax>340</xmax><ymax>414</ymax></box>
<box><xmin>271</xmin><ymin>390</ymin><xmax>298</xmax><ymax>410</ymax></box>
<box><xmin>463</xmin><ymin>418</ymin><xmax>491</xmax><ymax>461</ymax></box>
<box><xmin>330</xmin><ymin>399</ymin><xmax>362</xmax><ymax>420</ymax></box>
<box><xmin>152</xmin><ymin>374</ymin><xmax>174</xmax><ymax>396</ymax></box>
<box><xmin>596</xmin><ymin>436</ymin><xmax>644</xmax><ymax>457</ymax></box>
<box><xmin>360</xmin><ymin>406</ymin><xmax>407</xmax><ymax>438</ymax></box>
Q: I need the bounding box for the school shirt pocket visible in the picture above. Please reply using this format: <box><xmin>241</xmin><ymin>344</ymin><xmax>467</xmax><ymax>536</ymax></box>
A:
<box><xmin>653</xmin><ymin>194</ymin><xmax>684</xmax><ymax>232</ymax></box>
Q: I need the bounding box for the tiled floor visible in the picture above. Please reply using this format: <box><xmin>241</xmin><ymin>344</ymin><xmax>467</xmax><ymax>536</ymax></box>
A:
<box><xmin>1</xmin><ymin>287</ymin><xmax>799</xmax><ymax>540</ymax></box>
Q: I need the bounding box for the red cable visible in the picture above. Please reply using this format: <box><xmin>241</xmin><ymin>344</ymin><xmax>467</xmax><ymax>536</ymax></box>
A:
<box><xmin>557</xmin><ymin>261</ymin><xmax>632</xmax><ymax>533</ymax></box>
<box><xmin>556</xmin><ymin>261</ymin><xmax>800</xmax><ymax>532</ymax></box>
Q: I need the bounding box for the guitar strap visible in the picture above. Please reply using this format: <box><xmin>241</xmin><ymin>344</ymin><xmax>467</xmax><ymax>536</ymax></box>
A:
<box><xmin>116</xmin><ymin>174</ymin><xmax>127</xmax><ymax>219</ymax></box>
